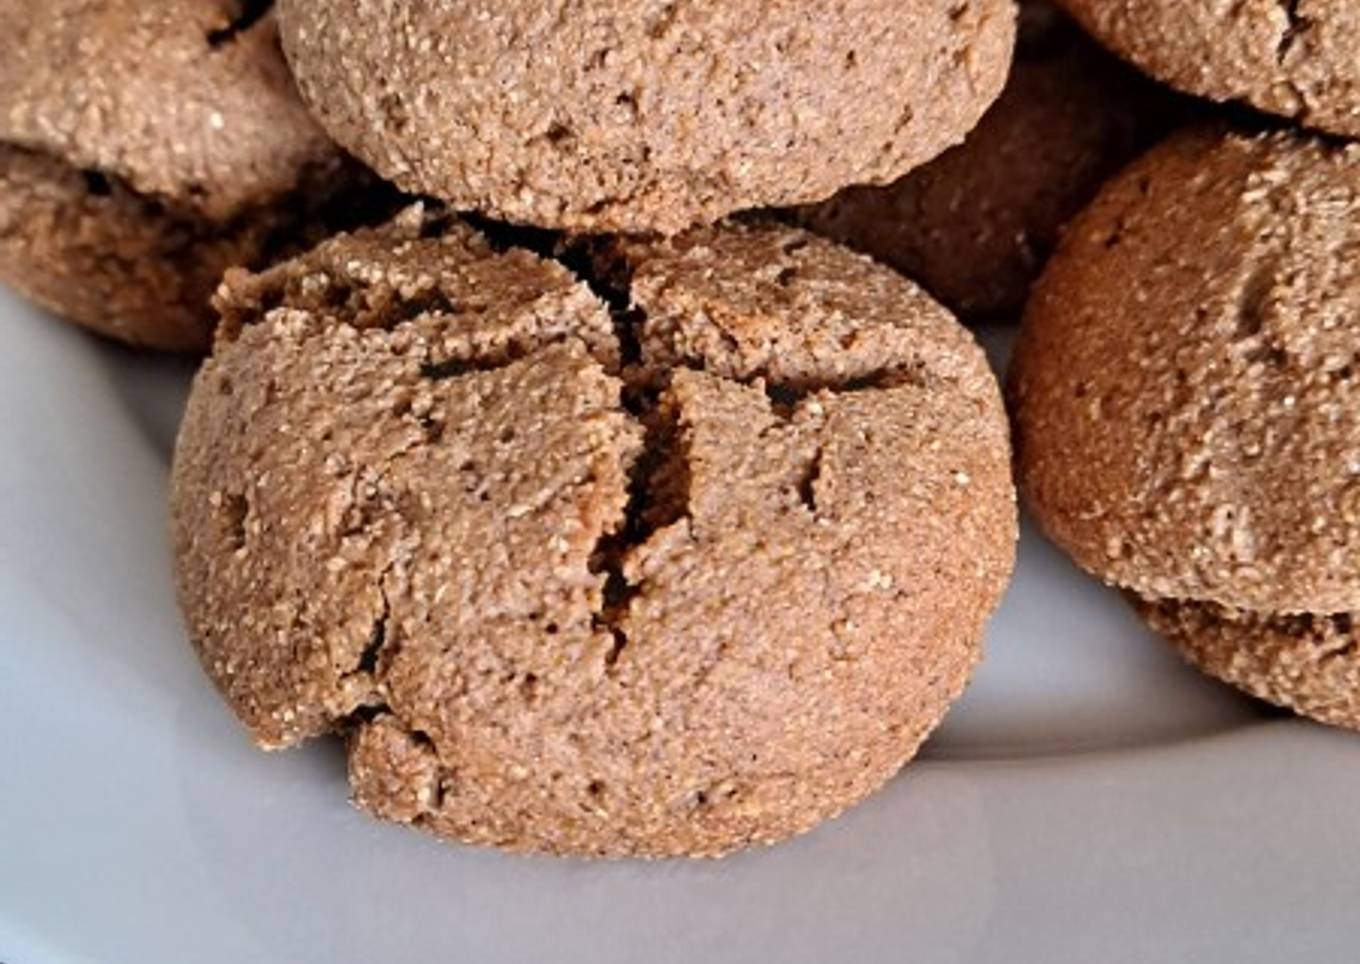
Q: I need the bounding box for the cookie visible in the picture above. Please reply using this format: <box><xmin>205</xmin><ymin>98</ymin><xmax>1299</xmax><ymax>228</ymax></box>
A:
<box><xmin>172</xmin><ymin>207</ymin><xmax>1017</xmax><ymax>857</ymax></box>
<box><xmin>276</xmin><ymin>0</ymin><xmax>1018</xmax><ymax>235</ymax></box>
<box><xmin>1010</xmin><ymin>127</ymin><xmax>1360</xmax><ymax>729</ymax></box>
<box><xmin>1054</xmin><ymin>0</ymin><xmax>1360</xmax><ymax>138</ymax></box>
<box><xmin>1138</xmin><ymin>601</ymin><xmax>1360</xmax><ymax>731</ymax></box>
<box><xmin>791</xmin><ymin>2</ymin><xmax>1184</xmax><ymax>321</ymax></box>
<box><xmin>0</xmin><ymin>0</ymin><xmax>368</xmax><ymax>350</ymax></box>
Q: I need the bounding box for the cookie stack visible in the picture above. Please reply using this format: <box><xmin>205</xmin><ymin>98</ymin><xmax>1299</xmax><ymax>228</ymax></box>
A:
<box><xmin>791</xmin><ymin>1</ymin><xmax>1190</xmax><ymax>322</ymax></box>
<box><xmin>17</xmin><ymin>0</ymin><xmax>1357</xmax><ymax>860</ymax></box>
<box><xmin>1011</xmin><ymin>5</ymin><xmax>1360</xmax><ymax>730</ymax></box>
<box><xmin>0</xmin><ymin>0</ymin><xmax>390</xmax><ymax>350</ymax></box>
<box><xmin>0</xmin><ymin>0</ymin><xmax>1027</xmax><ymax>857</ymax></box>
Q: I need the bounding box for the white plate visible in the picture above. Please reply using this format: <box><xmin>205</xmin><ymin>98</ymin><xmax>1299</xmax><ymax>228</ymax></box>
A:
<box><xmin>4</xmin><ymin>289</ymin><xmax>1359</xmax><ymax>964</ymax></box>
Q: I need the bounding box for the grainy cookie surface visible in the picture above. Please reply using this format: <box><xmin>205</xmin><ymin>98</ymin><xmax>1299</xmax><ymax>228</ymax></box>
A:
<box><xmin>173</xmin><ymin>209</ymin><xmax>1017</xmax><ymax>857</ymax></box>
<box><xmin>1013</xmin><ymin>128</ymin><xmax>1360</xmax><ymax>613</ymax></box>
<box><xmin>1055</xmin><ymin>0</ymin><xmax>1360</xmax><ymax>138</ymax></box>
<box><xmin>277</xmin><ymin>0</ymin><xmax>1017</xmax><ymax>234</ymax></box>
<box><xmin>0</xmin><ymin>0</ymin><xmax>357</xmax><ymax>349</ymax></box>
<box><xmin>1011</xmin><ymin>127</ymin><xmax>1360</xmax><ymax>730</ymax></box>
<box><xmin>1138</xmin><ymin>599</ymin><xmax>1360</xmax><ymax>731</ymax></box>
<box><xmin>792</xmin><ymin>2</ymin><xmax>1184</xmax><ymax>321</ymax></box>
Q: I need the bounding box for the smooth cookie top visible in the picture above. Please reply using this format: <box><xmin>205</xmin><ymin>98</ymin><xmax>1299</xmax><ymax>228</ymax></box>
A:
<box><xmin>277</xmin><ymin>0</ymin><xmax>1017</xmax><ymax>234</ymax></box>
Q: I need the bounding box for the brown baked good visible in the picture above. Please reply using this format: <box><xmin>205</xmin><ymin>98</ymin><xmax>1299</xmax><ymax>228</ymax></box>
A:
<box><xmin>172</xmin><ymin>208</ymin><xmax>1017</xmax><ymax>857</ymax></box>
<box><xmin>791</xmin><ymin>1</ymin><xmax>1186</xmax><ymax>321</ymax></box>
<box><xmin>1138</xmin><ymin>601</ymin><xmax>1360</xmax><ymax>731</ymax></box>
<box><xmin>0</xmin><ymin>0</ymin><xmax>368</xmax><ymax>350</ymax></box>
<box><xmin>1011</xmin><ymin>126</ymin><xmax>1360</xmax><ymax>729</ymax></box>
<box><xmin>276</xmin><ymin>0</ymin><xmax>1018</xmax><ymax>235</ymax></box>
<box><xmin>1054</xmin><ymin>0</ymin><xmax>1360</xmax><ymax>139</ymax></box>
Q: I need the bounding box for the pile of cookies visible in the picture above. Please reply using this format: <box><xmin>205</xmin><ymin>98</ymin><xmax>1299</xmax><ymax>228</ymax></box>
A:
<box><xmin>1010</xmin><ymin>3</ymin><xmax>1360</xmax><ymax>732</ymax></box>
<box><xmin>1</xmin><ymin>0</ymin><xmax>1356</xmax><ymax>858</ymax></box>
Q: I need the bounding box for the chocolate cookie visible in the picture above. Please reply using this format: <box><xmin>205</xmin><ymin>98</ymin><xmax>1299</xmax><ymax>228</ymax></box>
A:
<box><xmin>172</xmin><ymin>208</ymin><xmax>1017</xmax><ymax>857</ymax></box>
<box><xmin>276</xmin><ymin>0</ymin><xmax>1018</xmax><ymax>235</ymax></box>
<box><xmin>0</xmin><ymin>0</ymin><xmax>366</xmax><ymax>350</ymax></box>
<box><xmin>1054</xmin><ymin>0</ymin><xmax>1360</xmax><ymax>138</ymax></box>
<box><xmin>791</xmin><ymin>2</ymin><xmax>1184</xmax><ymax>321</ymax></box>
<box><xmin>1011</xmin><ymin>127</ymin><xmax>1360</xmax><ymax>729</ymax></box>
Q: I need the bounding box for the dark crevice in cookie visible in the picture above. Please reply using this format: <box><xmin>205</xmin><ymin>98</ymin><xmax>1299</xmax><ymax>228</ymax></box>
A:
<box><xmin>338</xmin><ymin>558</ymin><xmax>398</xmax><ymax>719</ymax></box>
<box><xmin>420</xmin><ymin>354</ymin><xmax>516</xmax><ymax>381</ymax></box>
<box><xmin>764</xmin><ymin>383</ymin><xmax>802</xmax><ymax>419</ymax></box>
<box><xmin>452</xmin><ymin>215</ymin><xmax>651</xmax><ymax>371</ymax></box>
<box><xmin>762</xmin><ymin>367</ymin><xmax>922</xmax><ymax>416</ymax></box>
<box><xmin>249</xmin><ymin>167</ymin><xmax>406</xmax><ymax>270</ymax></box>
<box><xmin>459</xmin><ymin>211</ymin><xmax>562</xmax><ymax>260</ymax></box>
<box><xmin>355</xmin><ymin>612</ymin><xmax>387</xmax><ymax>675</ymax></box>
<box><xmin>208</xmin><ymin>0</ymin><xmax>275</xmax><ymax>48</ymax></box>
<box><xmin>407</xmin><ymin>726</ymin><xmax>437</xmax><ymax>750</ymax></box>
<box><xmin>81</xmin><ymin>169</ymin><xmax>113</xmax><ymax>197</ymax></box>
<box><xmin>796</xmin><ymin>448</ymin><xmax>823</xmax><ymax>514</ymax></box>
<box><xmin>1276</xmin><ymin>0</ymin><xmax>1308</xmax><ymax>64</ymax></box>
<box><xmin>554</xmin><ymin>237</ymin><xmax>646</xmax><ymax>374</ymax></box>
<box><xmin>588</xmin><ymin>402</ymin><xmax>692</xmax><ymax>672</ymax></box>
<box><xmin>344</xmin><ymin>703</ymin><xmax>390</xmax><ymax>727</ymax></box>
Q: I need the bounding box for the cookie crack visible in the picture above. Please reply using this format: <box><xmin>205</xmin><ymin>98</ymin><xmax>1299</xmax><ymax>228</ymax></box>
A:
<box><xmin>460</xmin><ymin>216</ymin><xmax>644</xmax><ymax>372</ymax></box>
<box><xmin>1276</xmin><ymin>0</ymin><xmax>1308</xmax><ymax>64</ymax></box>
<box><xmin>588</xmin><ymin>401</ymin><xmax>692</xmax><ymax>672</ymax></box>
<box><xmin>762</xmin><ymin>367</ymin><xmax>926</xmax><ymax>417</ymax></box>
<box><xmin>355</xmin><ymin>592</ymin><xmax>390</xmax><ymax>677</ymax></box>
<box><xmin>421</xmin><ymin>220</ymin><xmax>695</xmax><ymax>676</ymax></box>
<box><xmin>420</xmin><ymin>351</ymin><xmax>527</xmax><ymax>381</ymax></box>
<box><xmin>208</xmin><ymin>0</ymin><xmax>275</xmax><ymax>48</ymax></box>
<box><xmin>796</xmin><ymin>446</ymin><xmax>823</xmax><ymax>514</ymax></box>
<box><xmin>337</xmin><ymin>553</ymin><xmax>398</xmax><ymax>707</ymax></box>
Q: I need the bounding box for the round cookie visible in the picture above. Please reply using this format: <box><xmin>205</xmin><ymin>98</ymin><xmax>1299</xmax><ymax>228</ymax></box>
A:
<box><xmin>791</xmin><ymin>2</ymin><xmax>1185</xmax><ymax>321</ymax></box>
<box><xmin>173</xmin><ymin>208</ymin><xmax>1017</xmax><ymax>857</ymax></box>
<box><xmin>1138</xmin><ymin>601</ymin><xmax>1360</xmax><ymax>731</ymax></box>
<box><xmin>276</xmin><ymin>0</ymin><xmax>1018</xmax><ymax>235</ymax></box>
<box><xmin>1011</xmin><ymin>127</ymin><xmax>1360</xmax><ymax>728</ymax></box>
<box><xmin>0</xmin><ymin>0</ymin><xmax>367</xmax><ymax>350</ymax></box>
<box><xmin>1054</xmin><ymin>0</ymin><xmax>1360</xmax><ymax>138</ymax></box>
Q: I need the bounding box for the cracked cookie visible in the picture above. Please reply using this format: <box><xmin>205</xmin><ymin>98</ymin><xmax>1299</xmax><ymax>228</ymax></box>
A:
<box><xmin>172</xmin><ymin>206</ymin><xmax>1017</xmax><ymax>857</ymax></box>
<box><xmin>1053</xmin><ymin>0</ymin><xmax>1360</xmax><ymax>139</ymax></box>
<box><xmin>1010</xmin><ymin>127</ymin><xmax>1360</xmax><ymax>730</ymax></box>
<box><xmin>790</xmin><ymin>1</ymin><xmax>1187</xmax><ymax>322</ymax></box>
<box><xmin>275</xmin><ymin>0</ymin><xmax>1018</xmax><ymax>235</ymax></box>
<box><xmin>0</xmin><ymin>0</ymin><xmax>379</xmax><ymax>351</ymax></box>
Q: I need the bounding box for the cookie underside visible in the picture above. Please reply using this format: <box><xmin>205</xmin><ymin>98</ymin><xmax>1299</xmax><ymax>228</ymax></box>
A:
<box><xmin>1137</xmin><ymin>596</ymin><xmax>1360</xmax><ymax>731</ymax></box>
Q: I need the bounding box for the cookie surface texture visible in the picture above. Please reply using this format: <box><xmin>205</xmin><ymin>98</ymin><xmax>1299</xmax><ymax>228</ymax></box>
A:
<box><xmin>0</xmin><ymin>0</ymin><xmax>351</xmax><ymax>349</ymax></box>
<box><xmin>1055</xmin><ymin>0</ymin><xmax>1360</xmax><ymax>138</ymax></box>
<box><xmin>277</xmin><ymin>0</ymin><xmax>1018</xmax><ymax>234</ymax></box>
<box><xmin>172</xmin><ymin>209</ymin><xmax>1017</xmax><ymax>857</ymax></box>
<box><xmin>792</xmin><ymin>1</ymin><xmax>1184</xmax><ymax>321</ymax></box>
<box><xmin>1011</xmin><ymin>127</ymin><xmax>1360</xmax><ymax>729</ymax></box>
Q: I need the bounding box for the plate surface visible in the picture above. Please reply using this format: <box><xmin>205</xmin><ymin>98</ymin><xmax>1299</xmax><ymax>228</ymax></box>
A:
<box><xmin>4</xmin><ymin>290</ymin><xmax>1359</xmax><ymax>964</ymax></box>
